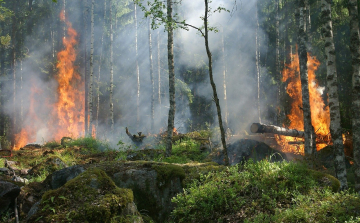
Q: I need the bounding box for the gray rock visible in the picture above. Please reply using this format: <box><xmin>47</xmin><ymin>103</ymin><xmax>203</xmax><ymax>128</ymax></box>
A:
<box><xmin>51</xmin><ymin>165</ymin><xmax>85</xmax><ymax>189</ymax></box>
<box><xmin>210</xmin><ymin>139</ymin><xmax>286</xmax><ymax>165</ymax></box>
<box><xmin>0</xmin><ymin>181</ymin><xmax>21</xmax><ymax>214</ymax></box>
<box><xmin>112</xmin><ymin>165</ymin><xmax>183</xmax><ymax>222</ymax></box>
<box><xmin>26</xmin><ymin>201</ymin><xmax>40</xmax><ymax>221</ymax></box>
<box><xmin>0</xmin><ymin>167</ymin><xmax>10</xmax><ymax>175</ymax></box>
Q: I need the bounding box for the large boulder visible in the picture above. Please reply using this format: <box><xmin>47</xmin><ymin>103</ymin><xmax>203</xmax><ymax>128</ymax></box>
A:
<box><xmin>209</xmin><ymin>139</ymin><xmax>286</xmax><ymax>165</ymax></box>
<box><xmin>0</xmin><ymin>181</ymin><xmax>21</xmax><ymax>214</ymax></box>
<box><xmin>50</xmin><ymin>165</ymin><xmax>85</xmax><ymax>189</ymax></box>
<box><xmin>94</xmin><ymin>161</ymin><xmax>185</xmax><ymax>222</ymax></box>
<box><xmin>27</xmin><ymin>168</ymin><xmax>143</xmax><ymax>223</ymax></box>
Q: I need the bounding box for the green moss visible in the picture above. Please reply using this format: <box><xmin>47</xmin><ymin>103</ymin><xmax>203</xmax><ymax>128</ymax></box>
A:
<box><xmin>308</xmin><ymin>169</ymin><xmax>340</xmax><ymax>192</ymax></box>
<box><xmin>28</xmin><ymin>168</ymin><xmax>137</xmax><ymax>223</ymax></box>
<box><xmin>153</xmin><ymin>163</ymin><xmax>185</xmax><ymax>188</ymax></box>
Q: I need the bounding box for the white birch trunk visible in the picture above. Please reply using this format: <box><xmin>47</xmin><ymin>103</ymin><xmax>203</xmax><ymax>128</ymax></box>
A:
<box><xmin>88</xmin><ymin>0</ymin><xmax>94</xmax><ymax>136</ymax></box>
<box><xmin>110</xmin><ymin>0</ymin><xmax>114</xmax><ymax>132</ymax></box>
<box><xmin>321</xmin><ymin>0</ymin><xmax>348</xmax><ymax>190</ymax></box>
<box><xmin>297</xmin><ymin>0</ymin><xmax>315</xmax><ymax>155</ymax></box>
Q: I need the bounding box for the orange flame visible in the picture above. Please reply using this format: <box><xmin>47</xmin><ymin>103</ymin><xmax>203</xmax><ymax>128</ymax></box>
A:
<box><xmin>13</xmin><ymin>82</ymin><xmax>42</xmax><ymax>150</ymax></box>
<box><xmin>277</xmin><ymin>49</ymin><xmax>330</xmax><ymax>153</ymax></box>
<box><xmin>52</xmin><ymin>10</ymin><xmax>85</xmax><ymax>140</ymax></box>
<box><xmin>13</xmin><ymin>11</ymin><xmax>84</xmax><ymax>149</ymax></box>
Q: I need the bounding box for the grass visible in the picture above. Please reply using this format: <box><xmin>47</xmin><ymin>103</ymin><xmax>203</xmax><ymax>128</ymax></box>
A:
<box><xmin>171</xmin><ymin>159</ymin><xmax>359</xmax><ymax>223</ymax></box>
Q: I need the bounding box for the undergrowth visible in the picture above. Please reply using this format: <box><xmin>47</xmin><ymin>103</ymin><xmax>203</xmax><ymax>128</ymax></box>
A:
<box><xmin>171</xmin><ymin>159</ymin><xmax>360</xmax><ymax>223</ymax></box>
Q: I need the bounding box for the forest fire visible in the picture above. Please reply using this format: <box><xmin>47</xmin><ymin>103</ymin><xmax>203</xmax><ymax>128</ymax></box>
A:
<box><xmin>13</xmin><ymin>11</ymin><xmax>84</xmax><ymax>150</ymax></box>
<box><xmin>52</xmin><ymin>11</ymin><xmax>84</xmax><ymax>140</ymax></box>
<box><xmin>276</xmin><ymin>51</ymin><xmax>331</xmax><ymax>154</ymax></box>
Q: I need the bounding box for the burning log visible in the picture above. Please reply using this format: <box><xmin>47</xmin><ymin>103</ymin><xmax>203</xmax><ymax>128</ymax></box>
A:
<box><xmin>250</xmin><ymin>123</ymin><xmax>305</xmax><ymax>138</ymax></box>
<box><xmin>126</xmin><ymin>127</ymin><xmax>146</xmax><ymax>144</ymax></box>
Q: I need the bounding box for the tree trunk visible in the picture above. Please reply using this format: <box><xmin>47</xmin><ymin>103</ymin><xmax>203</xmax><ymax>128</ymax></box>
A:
<box><xmin>88</xmin><ymin>0</ymin><xmax>94</xmax><ymax>137</ymax></box>
<box><xmin>321</xmin><ymin>0</ymin><xmax>348</xmax><ymax>191</ymax></box>
<box><xmin>305</xmin><ymin>0</ymin><xmax>312</xmax><ymax>50</ymax></box>
<box><xmin>276</xmin><ymin>0</ymin><xmax>281</xmax><ymax>125</ymax></box>
<box><xmin>221</xmin><ymin>27</ymin><xmax>228</xmax><ymax>128</ymax></box>
<box><xmin>11</xmin><ymin>2</ymin><xmax>17</xmax><ymax>142</ymax></box>
<box><xmin>347</xmin><ymin>0</ymin><xmax>360</xmax><ymax>194</ymax></box>
<box><xmin>83</xmin><ymin>0</ymin><xmax>89</xmax><ymax>136</ymax></box>
<box><xmin>110</xmin><ymin>0</ymin><xmax>114</xmax><ymax>132</ymax></box>
<box><xmin>135</xmin><ymin>3</ymin><xmax>140</xmax><ymax>128</ymax></box>
<box><xmin>204</xmin><ymin>0</ymin><xmax>229</xmax><ymax>166</ymax></box>
<box><xmin>297</xmin><ymin>0</ymin><xmax>315</xmax><ymax>155</ymax></box>
<box><xmin>256</xmin><ymin>1</ymin><xmax>261</xmax><ymax>123</ymax></box>
<box><xmin>165</xmin><ymin>0</ymin><xmax>175</xmax><ymax>157</ymax></box>
<box><xmin>96</xmin><ymin>0</ymin><xmax>107</xmax><ymax>132</ymax></box>
<box><xmin>148</xmin><ymin>18</ymin><xmax>155</xmax><ymax>132</ymax></box>
<box><xmin>251</xmin><ymin>123</ymin><xmax>305</xmax><ymax>137</ymax></box>
<box><xmin>157</xmin><ymin>29</ymin><xmax>162</xmax><ymax>121</ymax></box>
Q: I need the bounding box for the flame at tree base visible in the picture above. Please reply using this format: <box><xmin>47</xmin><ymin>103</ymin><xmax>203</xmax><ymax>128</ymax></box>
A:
<box><xmin>13</xmin><ymin>11</ymin><xmax>84</xmax><ymax>150</ymax></box>
<box><xmin>276</xmin><ymin>49</ymin><xmax>331</xmax><ymax>154</ymax></box>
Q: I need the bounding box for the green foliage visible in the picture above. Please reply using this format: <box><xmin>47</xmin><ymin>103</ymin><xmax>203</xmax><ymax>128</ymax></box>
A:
<box><xmin>155</xmin><ymin>138</ymin><xmax>208</xmax><ymax>164</ymax></box>
<box><xmin>67</xmin><ymin>137</ymin><xmax>112</xmax><ymax>153</ymax></box>
<box><xmin>171</xmin><ymin>160</ymin><xmax>355</xmax><ymax>222</ymax></box>
<box><xmin>43</xmin><ymin>140</ymin><xmax>62</xmax><ymax>149</ymax></box>
<box><xmin>0</xmin><ymin>34</ymin><xmax>11</xmax><ymax>47</ymax></box>
<box><xmin>175</xmin><ymin>78</ymin><xmax>193</xmax><ymax>103</ymax></box>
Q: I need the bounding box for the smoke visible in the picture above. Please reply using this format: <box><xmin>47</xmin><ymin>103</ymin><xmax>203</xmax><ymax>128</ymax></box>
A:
<box><xmin>0</xmin><ymin>0</ymin><xmax>276</xmax><ymax>148</ymax></box>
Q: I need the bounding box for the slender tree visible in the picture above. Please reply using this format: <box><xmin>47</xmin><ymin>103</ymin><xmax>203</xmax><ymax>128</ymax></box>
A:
<box><xmin>157</xmin><ymin>29</ymin><xmax>162</xmax><ymax>121</ymax></box>
<box><xmin>347</xmin><ymin>0</ymin><xmax>360</xmax><ymax>193</ymax></box>
<box><xmin>203</xmin><ymin>0</ymin><xmax>229</xmax><ymax>165</ymax></box>
<box><xmin>83</xmin><ymin>0</ymin><xmax>89</xmax><ymax>136</ymax></box>
<box><xmin>88</xmin><ymin>0</ymin><xmax>94</xmax><ymax>136</ymax></box>
<box><xmin>221</xmin><ymin>27</ymin><xmax>228</xmax><ymax>128</ymax></box>
<box><xmin>256</xmin><ymin>1</ymin><xmax>261</xmax><ymax>123</ymax></box>
<box><xmin>275</xmin><ymin>0</ymin><xmax>281</xmax><ymax>125</ymax></box>
<box><xmin>165</xmin><ymin>0</ymin><xmax>176</xmax><ymax>157</ymax></box>
<box><xmin>321</xmin><ymin>0</ymin><xmax>348</xmax><ymax>190</ymax></box>
<box><xmin>96</xmin><ymin>0</ymin><xmax>107</xmax><ymax>132</ymax></box>
<box><xmin>148</xmin><ymin>17</ymin><xmax>155</xmax><ymax>132</ymax></box>
<box><xmin>110</xmin><ymin>0</ymin><xmax>114</xmax><ymax>132</ymax></box>
<box><xmin>135</xmin><ymin>3</ymin><xmax>140</xmax><ymax>128</ymax></box>
<box><xmin>297</xmin><ymin>0</ymin><xmax>315</xmax><ymax>155</ymax></box>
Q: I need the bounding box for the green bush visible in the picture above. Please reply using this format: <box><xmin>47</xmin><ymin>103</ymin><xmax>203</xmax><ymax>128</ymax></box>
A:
<box><xmin>68</xmin><ymin>137</ymin><xmax>112</xmax><ymax>153</ymax></box>
<box><xmin>159</xmin><ymin>139</ymin><xmax>208</xmax><ymax>164</ymax></box>
<box><xmin>171</xmin><ymin>160</ymin><xmax>359</xmax><ymax>222</ymax></box>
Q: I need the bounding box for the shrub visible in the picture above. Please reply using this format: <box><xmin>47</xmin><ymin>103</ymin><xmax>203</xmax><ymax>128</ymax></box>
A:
<box><xmin>171</xmin><ymin>160</ymin><xmax>358</xmax><ymax>223</ymax></box>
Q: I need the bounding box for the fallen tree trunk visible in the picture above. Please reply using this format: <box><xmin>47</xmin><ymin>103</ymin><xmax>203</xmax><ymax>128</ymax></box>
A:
<box><xmin>250</xmin><ymin>123</ymin><xmax>305</xmax><ymax>138</ymax></box>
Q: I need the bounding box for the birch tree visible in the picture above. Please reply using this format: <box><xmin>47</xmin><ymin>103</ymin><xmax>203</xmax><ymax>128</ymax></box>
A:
<box><xmin>347</xmin><ymin>0</ymin><xmax>360</xmax><ymax>193</ymax></box>
<box><xmin>88</xmin><ymin>0</ymin><xmax>94</xmax><ymax>137</ymax></box>
<box><xmin>297</xmin><ymin>0</ymin><xmax>315</xmax><ymax>155</ymax></box>
<box><xmin>135</xmin><ymin>3</ymin><xmax>140</xmax><ymax>128</ymax></box>
<box><xmin>96</xmin><ymin>0</ymin><xmax>107</xmax><ymax>132</ymax></box>
<box><xmin>148</xmin><ymin>17</ymin><xmax>155</xmax><ymax>132</ymax></box>
<box><xmin>321</xmin><ymin>0</ymin><xmax>348</xmax><ymax>190</ymax></box>
<box><xmin>110</xmin><ymin>0</ymin><xmax>114</xmax><ymax>132</ymax></box>
<box><xmin>256</xmin><ymin>1</ymin><xmax>261</xmax><ymax>123</ymax></box>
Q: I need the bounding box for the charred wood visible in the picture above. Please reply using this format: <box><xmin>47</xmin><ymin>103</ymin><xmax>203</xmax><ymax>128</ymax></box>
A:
<box><xmin>251</xmin><ymin>123</ymin><xmax>305</xmax><ymax>138</ymax></box>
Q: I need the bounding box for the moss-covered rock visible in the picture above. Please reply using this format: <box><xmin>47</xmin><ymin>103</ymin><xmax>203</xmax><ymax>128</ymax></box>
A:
<box><xmin>27</xmin><ymin>168</ymin><xmax>143</xmax><ymax>223</ymax></box>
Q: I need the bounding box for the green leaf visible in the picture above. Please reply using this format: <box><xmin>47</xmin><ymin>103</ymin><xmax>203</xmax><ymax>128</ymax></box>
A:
<box><xmin>50</xmin><ymin>196</ymin><xmax>55</xmax><ymax>203</ymax></box>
